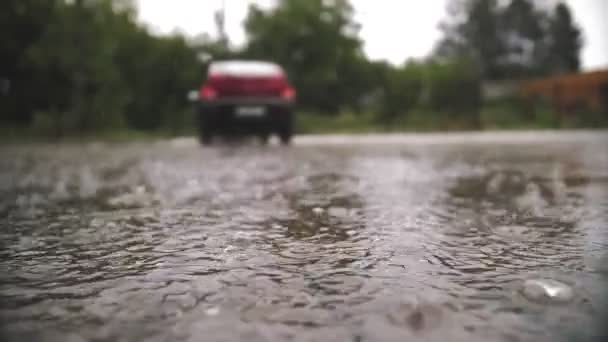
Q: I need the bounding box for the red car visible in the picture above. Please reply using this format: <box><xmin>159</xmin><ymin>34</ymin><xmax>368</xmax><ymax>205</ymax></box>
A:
<box><xmin>197</xmin><ymin>60</ymin><xmax>296</xmax><ymax>145</ymax></box>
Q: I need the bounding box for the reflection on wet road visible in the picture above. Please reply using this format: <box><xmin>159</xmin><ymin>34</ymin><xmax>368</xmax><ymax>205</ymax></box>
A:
<box><xmin>1</xmin><ymin>132</ymin><xmax>607</xmax><ymax>341</ymax></box>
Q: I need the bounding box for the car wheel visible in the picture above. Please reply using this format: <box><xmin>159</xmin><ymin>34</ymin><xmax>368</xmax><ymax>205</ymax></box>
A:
<box><xmin>198</xmin><ymin>112</ymin><xmax>213</xmax><ymax>146</ymax></box>
<box><xmin>199</xmin><ymin>130</ymin><xmax>213</xmax><ymax>145</ymax></box>
<box><xmin>258</xmin><ymin>133</ymin><xmax>270</xmax><ymax>145</ymax></box>
<box><xmin>277</xmin><ymin>113</ymin><xmax>293</xmax><ymax>145</ymax></box>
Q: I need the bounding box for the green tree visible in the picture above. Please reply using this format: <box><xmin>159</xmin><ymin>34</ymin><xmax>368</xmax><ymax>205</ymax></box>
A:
<box><xmin>0</xmin><ymin>0</ymin><xmax>59</xmax><ymax>124</ymax></box>
<box><xmin>373</xmin><ymin>61</ymin><xmax>423</xmax><ymax>124</ymax></box>
<box><xmin>26</xmin><ymin>0</ymin><xmax>130</xmax><ymax>135</ymax></box>
<box><xmin>436</xmin><ymin>0</ymin><xmax>505</xmax><ymax>80</ymax></box>
<box><xmin>243</xmin><ymin>0</ymin><xmax>366</xmax><ymax>113</ymax></box>
<box><xmin>117</xmin><ymin>33</ymin><xmax>201</xmax><ymax>133</ymax></box>
<box><xmin>547</xmin><ymin>3</ymin><xmax>582</xmax><ymax>73</ymax></box>
<box><xmin>426</xmin><ymin>60</ymin><xmax>481</xmax><ymax>113</ymax></box>
<box><xmin>5</xmin><ymin>0</ymin><xmax>202</xmax><ymax>137</ymax></box>
<box><xmin>436</xmin><ymin>0</ymin><xmax>582</xmax><ymax>80</ymax></box>
<box><xmin>499</xmin><ymin>0</ymin><xmax>548</xmax><ymax>77</ymax></box>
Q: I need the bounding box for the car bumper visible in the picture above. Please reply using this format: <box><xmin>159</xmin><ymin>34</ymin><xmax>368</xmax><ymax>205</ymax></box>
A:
<box><xmin>198</xmin><ymin>97</ymin><xmax>293</xmax><ymax>134</ymax></box>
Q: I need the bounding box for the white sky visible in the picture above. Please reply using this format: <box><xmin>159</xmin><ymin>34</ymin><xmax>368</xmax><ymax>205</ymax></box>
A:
<box><xmin>136</xmin><ymin>0</ymin><xmax>607</xmax><ymax>70</ymax></box>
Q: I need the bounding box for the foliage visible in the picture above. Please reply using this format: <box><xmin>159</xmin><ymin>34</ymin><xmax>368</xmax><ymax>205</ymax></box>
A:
<box><xmin>435</xmin><ymin>0</ymin><xmax>504</xmax><ymax>79</ymax></box>
<box><xmin>372</xmin><ymin>61</ymin><xmax>423</xmax><ymax>124</ymax></box>
<box><xmin>546</xmin><ymin>3</ymin><xmax>582</xmax><ymax>73</ymax></box>
<box><xmin>0</xmin><ymin>0</ymin><xmax>58</xmax><ymax>124</ymax></box>
<box><xmin>26</xmin><ymin>0</ymin><xmax>130</xmax><ymax>134</ymax></box>
<box><xmin>1</xmin><ymin>0</ymin><xmax>203</xmax><ymax>137</ymax></box>
<box><xmin>243</xmin><ymin>0</ymin><xmax>369</xmax><ymax>113</ymax></box>
<box><xmin>0</xmin><ymin>0</ymin><xmax>590</xmax><ymax>138</ymax></box>
<box><xmin>425</xmin><ymin>60</ymin><xmax>482</xmax><ymax>116</ymax></box>
<box><xmin>499</xmin><ymin>0</ymin><xmax>549</xmax><ymax>77</ymax></box>
<box><xmin>436</xmin><ymin>0</ymin><xmax>582</xmax><ymax>80</ymax></box>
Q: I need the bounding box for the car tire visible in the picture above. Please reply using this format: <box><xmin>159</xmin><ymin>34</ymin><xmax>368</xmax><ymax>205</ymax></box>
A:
<box><xmin>199</xmin><ymin>130</ymin><xmax>212</xmax><ymax>146</ymax></box>
<box><xmin>277</xmin><ymin>112</ymin><xmax>293</xmax><ymax>145</ymax></box>
<box><xmin>259</xmin><ymin>133</ymin><xmax>270</xmax><ymax>145</ymax></box>
<box><xmin>198</xmin><ymin>111</ymin><xmax>213</xmax><ymax>146</ymax></box>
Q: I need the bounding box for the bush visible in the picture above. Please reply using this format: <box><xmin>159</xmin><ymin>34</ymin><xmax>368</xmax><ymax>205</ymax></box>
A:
<box><xmin>426</xmin><ymin>60</ymin><xmax>482</xmax><ymax>116</ymax></box>
<box><xmin>374</xmin><ymin>61</ymin><xmax>424</xmax><ymax>124</ymax></box>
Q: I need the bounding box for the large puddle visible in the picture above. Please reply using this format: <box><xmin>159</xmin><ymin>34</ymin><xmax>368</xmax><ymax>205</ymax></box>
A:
<box><xmin>1</xmin><ymin>132</ymin><xmax>607</xmax><ymax>341</ymax></box>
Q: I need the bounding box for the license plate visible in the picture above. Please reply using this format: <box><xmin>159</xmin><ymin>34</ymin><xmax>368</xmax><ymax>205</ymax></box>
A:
<box><xmin>235</xmin><ymin>106</ymin><xmax>266</xmax><ymax>117</ymax></box>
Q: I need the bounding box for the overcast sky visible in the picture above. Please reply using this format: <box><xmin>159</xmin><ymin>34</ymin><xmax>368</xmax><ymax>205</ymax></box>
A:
<box><xmin>136</xmin><ymin>0</ymin><xmax>607</xmax><ymax>70</ymax></box>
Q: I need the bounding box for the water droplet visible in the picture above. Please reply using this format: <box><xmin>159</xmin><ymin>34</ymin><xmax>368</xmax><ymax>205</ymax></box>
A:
<box><xmin>223</xmin><ymin>245</ymin><xmax>237</xmax><ymax>253</ymax></box>
<box><xmin>205</xmin><ymin>307</ymin><xmax>220</xmax><ymax>316</ymax></box>
<box><xmin>312</xmin><ymin>207</ymin><xmax>324</xmax><ymax>215</ymax></box>
<box><xmin>521</xmin><ymin>279</ymin><xmax>574</xmax><ymax>303</ymax></box>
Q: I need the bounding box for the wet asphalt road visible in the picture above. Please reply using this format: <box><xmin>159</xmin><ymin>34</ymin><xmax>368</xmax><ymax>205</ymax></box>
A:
<box><xmin>1</xmin><ymin>131</ymin><xmax>608</xmax><ymax>342</ymax></box>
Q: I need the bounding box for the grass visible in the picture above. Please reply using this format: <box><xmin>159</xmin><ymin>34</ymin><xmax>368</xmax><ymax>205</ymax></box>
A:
<box><xmin>296</xmin><ymin>104</ymin><xmax>607</xmax><ymax>134</ymax></box>
<box><xmin>3</xmin><ymin>105</ymin><xmax>606</xmax><ymax>143</ymax></box>
<box><xmin>294</xmin><ymin>110</ymin><xmax>470</xmax><ymax>134</ymax></box>
<box><xmin>0</xmin><ymin>111</ymin><xmax>198</xmax><ymax>144</ymax></box>
<box><xmin>0</xmin><ymin>123</ymin><xmax>177</xmax><ymax>144</ymax></box>
<box><xmin>296</xmin><ymin>110</ymin><xmax>487</xmax><ymax>134</ymax></box>
<box><xmin>295</xmin><ymin>111</ymin><xmax>381</xmax><ymax>134</ymax></box>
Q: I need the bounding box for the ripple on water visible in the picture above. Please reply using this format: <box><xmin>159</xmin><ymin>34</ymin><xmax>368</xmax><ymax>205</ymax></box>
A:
<box><xmin>1</xmin><ymin>137</ymin><xmax>607</xmax><ymax>341</ymax></box>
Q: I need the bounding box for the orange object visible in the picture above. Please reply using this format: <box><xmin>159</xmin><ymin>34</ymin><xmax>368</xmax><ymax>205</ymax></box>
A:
<box><xmin>519</xmin><ymin>69</ymin><xmax>608</xmax><ymax>113</ymax></box>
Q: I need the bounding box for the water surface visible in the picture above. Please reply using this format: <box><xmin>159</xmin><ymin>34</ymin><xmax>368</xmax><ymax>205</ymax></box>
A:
<box><xmin>1</xmin><ymin>131</ymin><xmax>607</xmax><ymax>341</ymax></box>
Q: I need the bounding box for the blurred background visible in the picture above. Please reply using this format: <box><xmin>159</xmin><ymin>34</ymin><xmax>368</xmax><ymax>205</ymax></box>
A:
<box><xmin>1</xmin><ymin>0</ymin><xmax>607</xmax><ymax>140</ymax></box>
